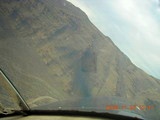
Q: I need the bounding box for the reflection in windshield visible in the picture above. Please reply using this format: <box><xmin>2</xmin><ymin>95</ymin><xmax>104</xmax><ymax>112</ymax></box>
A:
<box><xmin>0</xmin><ymin>0</ymin><xmax>160</xmax><ymax>120</ymax></box>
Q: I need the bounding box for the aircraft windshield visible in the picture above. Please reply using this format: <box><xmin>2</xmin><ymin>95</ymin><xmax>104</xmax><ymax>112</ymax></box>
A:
<box><xmin>0</xmin><ymin>0</ymin><xmax>160</xmax><ymax>120</ymax></box>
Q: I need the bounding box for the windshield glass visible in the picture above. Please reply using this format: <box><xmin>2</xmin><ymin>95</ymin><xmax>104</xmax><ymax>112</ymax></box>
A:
<box><xmin>0</xmin><ymin>0</ymin><xmax>160</xmax><ymax>120</ymax></box>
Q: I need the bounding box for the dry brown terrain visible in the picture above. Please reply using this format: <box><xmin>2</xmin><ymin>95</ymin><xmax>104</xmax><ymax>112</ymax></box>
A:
<box><xmin>0</xmin><ymin>0</ymin><xmax>160</xmax><ymax>119</ymax></box>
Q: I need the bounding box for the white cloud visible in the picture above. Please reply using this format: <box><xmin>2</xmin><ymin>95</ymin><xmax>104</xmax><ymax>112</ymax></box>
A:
<box><xmin>67</xmin><ymin>0</ymin><xmax>94</xmax><ymax>17</ymax></box>
<box><xmin>67</xmin><ymin>0</ymin><xmax>160</xmax><ymax>79</ymax></box>
<box><xmin>108</xmin><ymin>0</ymin><xmax>160</xmax><ymax>78</ymax></box>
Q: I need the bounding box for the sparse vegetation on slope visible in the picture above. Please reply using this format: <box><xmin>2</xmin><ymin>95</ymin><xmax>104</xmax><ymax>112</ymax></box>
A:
<box><xmin>0</xmin><ymin>0</ymin><xmax>160</xmax><ymax>119</ymax></box>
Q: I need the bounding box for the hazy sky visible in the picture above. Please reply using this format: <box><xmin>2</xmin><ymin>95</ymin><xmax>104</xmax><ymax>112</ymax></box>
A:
<box><xmin>67</xmin><ymin>0</ymin><xmax>160</xmax><ymax>79</ymax></box>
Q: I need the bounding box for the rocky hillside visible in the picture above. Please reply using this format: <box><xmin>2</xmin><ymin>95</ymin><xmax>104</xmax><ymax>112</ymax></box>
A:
<box><xmin>0</xmin><ymin>0</ymin><xmax>160</xmax><ymax>119</ymax></box>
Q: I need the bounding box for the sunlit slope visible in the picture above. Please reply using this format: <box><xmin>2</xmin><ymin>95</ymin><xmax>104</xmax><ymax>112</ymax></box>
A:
<box><xmin>0</xmin><ymin>0</ymin><xmax>160</xmax><ymax>110</ymax></box>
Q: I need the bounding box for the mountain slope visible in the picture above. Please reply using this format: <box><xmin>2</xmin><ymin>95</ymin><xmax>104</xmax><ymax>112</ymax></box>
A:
<box><xmin>0</xmin><ymin>0</ymin><xmax>160</xmax><ymax>118</ymax></box>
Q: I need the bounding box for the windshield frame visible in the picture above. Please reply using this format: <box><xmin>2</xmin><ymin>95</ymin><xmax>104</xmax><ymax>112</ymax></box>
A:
<box><xmin>0</xmin><ymin>69</ymin><xmax>30</xmax><ymax>113</ymax></box>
